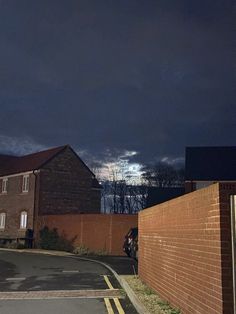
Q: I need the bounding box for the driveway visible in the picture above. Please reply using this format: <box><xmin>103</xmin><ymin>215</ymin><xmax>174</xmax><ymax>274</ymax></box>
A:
<box><xmin>0</xmin><ymin>250</ymin><xmax>138</xmax><ymax>314</ymax></box>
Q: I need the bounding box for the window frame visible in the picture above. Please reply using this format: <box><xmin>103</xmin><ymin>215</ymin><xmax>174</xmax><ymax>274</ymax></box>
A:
<box><xmin>22</xmin><ymin>175</ymin><xmax>29</xmax><ymax>193</ymax></box>
<box><xmin>1</xmin><ymin>178</ymin><xmax>8</xmax><ymax>194</ymax></box>
<box><xmin>0</xmin><ymin>212</ymin><xmax>6</xmax><ymax>229</ymax></box>
<box><xmin>20</xmin><ymin>211</ymin><xmax>27</xmax><ymax>229</ymax></box>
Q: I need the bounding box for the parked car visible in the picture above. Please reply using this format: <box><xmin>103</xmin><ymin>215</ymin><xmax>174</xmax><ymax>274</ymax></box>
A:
<box><xmin>123</xmin><ymin>227</ymin><xmax>138</xmax><ymax>259</ymax></box>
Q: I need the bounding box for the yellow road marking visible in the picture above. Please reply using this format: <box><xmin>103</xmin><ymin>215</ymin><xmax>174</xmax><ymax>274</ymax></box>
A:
<box><xmin>113</xmin><ymin>298</ymin><xmax>125</xmax><ymax>314</ymax></box>
<box><xmin>104</xmin><ymin>275</ymin><xmax>114</xmax><ymax>290</ymax></box>
<box><xmin>103</xmin><ymin>275</ymin><xmax>125</xmax><ymax>314</ymax></box>
<box><xmin>104</xmin><ymin>298</ymin><xmax>115</xmax><ymax>314</ymax></box>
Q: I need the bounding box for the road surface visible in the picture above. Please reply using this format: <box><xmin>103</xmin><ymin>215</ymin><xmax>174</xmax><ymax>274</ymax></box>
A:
<box><xmin>0</xmin><ymin>250</ymin><xmax>138</xmax><ymax>314</ymax></box>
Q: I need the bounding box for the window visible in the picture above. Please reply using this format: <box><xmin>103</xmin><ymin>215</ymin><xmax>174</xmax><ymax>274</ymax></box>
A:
<box><xmin>20</xmin><ymin>211</ymin><xmax>27</xmax><ymax>229</ymax></box>
<box><xmin>1</xmin><ymin>178</ymin><xmax>8</xmax><ymax>193</ymax></box>
<box><xmin>0</xmin><ymin>213</ymin><xmax>6</xmax><ymax>229</ymax></box>
<box><xmin>22</xmin><ymin>175</ymin><xmax>29</xmax><ymax>193</ymax></box>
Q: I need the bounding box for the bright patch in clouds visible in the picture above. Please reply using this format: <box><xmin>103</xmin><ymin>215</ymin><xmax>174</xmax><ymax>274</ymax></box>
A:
<box><xmin>121</xmin><ymin>150</ymin><xmax>138</xmax><ymax>158</ymax></box>
<box><xmin>161</xmin><ymin>156</ymin><xmax>185</xmax><ymax>166</ymax></box>
<box><xmin>98</xmin><ymin>150</ymin><xmax>143</xmax><ymax>183</ymax></box>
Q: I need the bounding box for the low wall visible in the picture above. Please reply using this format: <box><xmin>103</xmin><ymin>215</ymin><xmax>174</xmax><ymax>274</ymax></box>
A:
<box><xmin>139</xmin><ymin>183</ymin><xmax>235</xmax><ymax>314</ymax></box>
<box><xmin>36</xmin><ymin>214</ymin><xmax>138</xmax><ymax>255</ymax></box>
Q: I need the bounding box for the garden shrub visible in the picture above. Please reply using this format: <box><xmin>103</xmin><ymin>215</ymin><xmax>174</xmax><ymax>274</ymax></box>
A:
<box><xmin>73</xmin><ymin>245</ymin><xmax>108</xmax><ymax>256</ymax></box>
<box><xmin>0</xmin><ymin>240</ymin><xmax>26</xmax><ymax>249</ymax></box>
<box><xmin>73</xmin><ymin>245</ymin><xmax>91</xmax><ymax>255</ymax></box>
<box><xmin>39</xmin><ymin>226</ymin><xmax>75</xmax><ymax>252</ymax></box>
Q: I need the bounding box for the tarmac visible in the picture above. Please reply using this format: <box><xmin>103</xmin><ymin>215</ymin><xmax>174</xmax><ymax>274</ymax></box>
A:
<box><xmin>0</xmin><ymin>248</ymin><xmax>150</xmax><ymax>314</ymax></box>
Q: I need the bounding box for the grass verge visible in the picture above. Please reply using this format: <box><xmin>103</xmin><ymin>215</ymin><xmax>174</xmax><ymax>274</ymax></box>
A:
<box><xmin>122</xmin><ymin>275</ymin><xmax>181</xmax><ymax>314</ymax></box>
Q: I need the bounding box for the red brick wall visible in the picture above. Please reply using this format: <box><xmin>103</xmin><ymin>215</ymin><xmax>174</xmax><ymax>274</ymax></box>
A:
<box><xmin>38</xmin><ymin>146</ymin><xmax>101</xmax><ymax>215</ymax></box>
<box><xmin>0</xmin><ymin>173</ymin><xmax>35</xmax><ymax>239</ymax></box>
<box><xmin>139</xmin><ymin>183</ymin><xmax>235</xmax><ymax>314</ymax></box>
<box><xmin>36</xmin><ymin>214</ymin><xmax>138</xmax><ymax>255</ymax></box>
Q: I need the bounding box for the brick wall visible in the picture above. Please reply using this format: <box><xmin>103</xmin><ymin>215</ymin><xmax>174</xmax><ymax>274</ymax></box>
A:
<box><xmin>38</xmin><ymin>147</ymin><xmax>101</xmax><ymax>215</ymax></box>
<box><xmin>185</xmin><ymin>181</ymin><xmax>196</xmax><ymax>193</ymax></box>
<box><xmin>0</xmin><ymin>147</ymin><xmax>101</xmax><ymax>240</ymax></box>
<box><xmin>0</xmin><ymin>173</ymin><xmax>35</xmax><ymax>239</ymax></box>
<box><xmin>139</xmin><ymin>183</ymin><xmax>235</xmax><ymax>314</ymax></box>
<box><xmin>36</xmin><ymin>214</ymin><xmax>138</xmax><ymax>255</ymax></box>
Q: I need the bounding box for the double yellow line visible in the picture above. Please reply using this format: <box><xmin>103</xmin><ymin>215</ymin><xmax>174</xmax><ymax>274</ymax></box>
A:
<box><xmin>103</xmin><ymin>275</ymin><xmax>125</xmax><ymax>314</ymax></box>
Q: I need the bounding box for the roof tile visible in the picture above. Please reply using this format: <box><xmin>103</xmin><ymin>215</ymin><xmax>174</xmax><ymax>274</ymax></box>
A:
<box><xmin>0</xmin><ymin>145</ymin><xmax>67</xmax><ymax>176</ymax></box>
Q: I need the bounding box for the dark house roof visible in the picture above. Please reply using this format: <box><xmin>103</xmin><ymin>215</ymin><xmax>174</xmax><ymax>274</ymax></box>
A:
<box><xmin>0</xmin><ymin>145</ymin><xmax>67</xmax><ymax>176</ymax></box>
<box><xmin>0</xmin><ymin>145</ymin><xmax>101</xmax><ymax>192</ymax></box>
<box><xmin>185</xmin><ymin>146</ymin><xmax>236</xmax><ymax>181</ymax></box>
<box><xmin>146</xmin><ymin>187</ymin><xmax>185</xmax><ymax>208</ymax></box>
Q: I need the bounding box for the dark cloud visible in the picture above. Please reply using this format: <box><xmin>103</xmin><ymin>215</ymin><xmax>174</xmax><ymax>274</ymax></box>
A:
<box><xmin>0</xmin><ymin>0</ymin><xmax>235</xmax><ymax>169</ymax></box>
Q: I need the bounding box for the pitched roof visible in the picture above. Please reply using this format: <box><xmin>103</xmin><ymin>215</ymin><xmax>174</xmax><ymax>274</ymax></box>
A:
<box><xmin>0</xmin><ymin>145</ymin><xmax>67</xmax><ymax>176</ymax></box>
<box><xmin>185</xmin><ymin>146</ymin><xmax>236</xmax><ymax>181</ymax></box>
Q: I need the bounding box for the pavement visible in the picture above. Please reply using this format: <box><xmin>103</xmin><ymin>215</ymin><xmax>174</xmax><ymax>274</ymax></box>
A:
<box><xmin>0</xmin><ymin>249</ymin><xmax>145</xmax><ymax>314</ymax></box>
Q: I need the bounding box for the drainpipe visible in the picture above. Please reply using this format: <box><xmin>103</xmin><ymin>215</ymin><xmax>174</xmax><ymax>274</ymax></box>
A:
<box><xmin>32</xmin><ymin>170</ymin><xmax>39</xmax><ymax>247</ymax></box>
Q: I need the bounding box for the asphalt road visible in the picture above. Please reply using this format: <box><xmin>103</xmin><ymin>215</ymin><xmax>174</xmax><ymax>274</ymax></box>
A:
<box><xmin>0</xmin><ymin>250</ymin><xmax>138</xmax><ymax>314</ymax></box>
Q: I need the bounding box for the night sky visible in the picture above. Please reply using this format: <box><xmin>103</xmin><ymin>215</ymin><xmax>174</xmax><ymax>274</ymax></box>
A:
<box><xmin>0</xmin><ymin>1</ymin><xmax>235</xmax><ymax>177</ymax></box>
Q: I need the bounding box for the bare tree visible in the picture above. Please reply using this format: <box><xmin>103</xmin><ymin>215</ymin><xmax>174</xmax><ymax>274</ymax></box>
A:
<box><xmin>142</xmin><ymin>161</ymin><xmax>185</xmax><ymax>187</ymax></box>
<box><xmin>100</xmin><ymin>162</ymin><xmax>148</xmax><ymax>214</ymax></box>
<box><xmin>125</xmin><ymin>185</ymin><xmax>148</xmax><ymax>213</ymax></box>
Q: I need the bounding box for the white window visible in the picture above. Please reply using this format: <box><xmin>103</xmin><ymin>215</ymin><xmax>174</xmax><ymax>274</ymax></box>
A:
<box><xmin>0</xmin><ymin>213</ymin><xmax>6</xmax><ymax>229</ymax></box>
<box><xmin>1</xmin><ymin>178</ymin><xmax>8</xmax><ymax>193</ymax></box>
<box><xmin>22</xmin><ymin>175</ymin><xmax>29</xmax><ymax>193</ymax></box>
<box><xmin>20</xmin><ymin>211</ymin><xmax>27</xmax><ymax>229</ymax></box>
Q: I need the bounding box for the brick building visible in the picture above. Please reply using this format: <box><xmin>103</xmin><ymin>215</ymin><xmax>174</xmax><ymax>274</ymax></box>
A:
<box><xmin>0</xmin><ymin>145</ymin><xmax>101</xmax><ymax>242</ymax></box>
<box><xmin>139</xmin><ymin>183</ymin><xmax>235</xmax><ymax>313</ymax></box>
<box><xmin>185</xmin><ymin>146</ymin><xmax>236</xmax><ymax>192</ymax></box>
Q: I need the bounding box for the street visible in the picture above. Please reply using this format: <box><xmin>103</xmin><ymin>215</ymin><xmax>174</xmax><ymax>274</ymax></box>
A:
<box><xmin>0</xmin><ymin>250</ymin><xmax>138</xmax><ymax>314</ymax></box>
